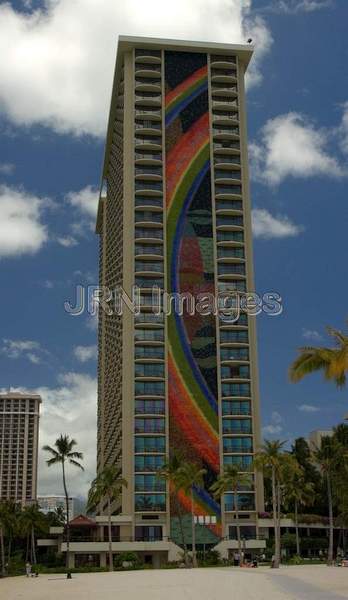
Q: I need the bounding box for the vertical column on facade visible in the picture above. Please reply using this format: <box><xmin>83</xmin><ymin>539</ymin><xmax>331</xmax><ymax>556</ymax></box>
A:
<box><xmin>133</xmin><ymin>47</ymin><xmax>166</xmax><ymax>536</ymax></box>
<box><xmin>209</xmin><ymin>53</ymin><xmax>256</xmax><ymax>537</ymax></box>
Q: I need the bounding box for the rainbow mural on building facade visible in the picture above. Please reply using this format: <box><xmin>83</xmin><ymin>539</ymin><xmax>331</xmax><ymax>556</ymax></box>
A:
<box><xmin>165</xmin><ymin>51</ymin><xmax>221</xmax><ymax>541</ymax></box>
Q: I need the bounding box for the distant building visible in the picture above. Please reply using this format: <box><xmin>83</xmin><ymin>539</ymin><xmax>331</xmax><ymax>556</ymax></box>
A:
<box><xmin>308</xmin><ymin>429</ymin><xmax>333</xmax><ymax>451</ymax></box>
<box><xmin>37</xmin><ymin>495</ymin><xmax>75</xmax><ymax>519</ymax></box>
<box><xmin>0</xmin><ymin>392</ymin><xmax>41</xmax><ymax>507</ymax></box>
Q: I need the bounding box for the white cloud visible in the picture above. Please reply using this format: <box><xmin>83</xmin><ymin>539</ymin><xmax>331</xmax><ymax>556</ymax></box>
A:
<box><xmin>86</xmin><ymin>313</ymin><xmax>98</xmax><ymax>332</ymax></box>
<box><xmin>339</xmin><ymin>102</ymin><xmax>348</xmax><ymax>155</ymax></box>
<box><xmin>262</xmin><ymin>411</ymin><xmax>283</xmax><ymax>437</ymax></box>
<box><xmin>1</xmin><ymin>338</ymin><xmax>45</xmax><ymax>364</ymax></box>
<box><xmin>56</xmin><ymin>235</ymin><xmax>78</xmax><ymax>248</ymax></box>
<box><xmin>298</xmin><ymin>404</ymin><xmax>320</xmax><ymax>413</ymax></box>
<box><xmin>252</xmin><ymin>208</ymin><xmax>304</xmax><ymax>239</ymax></box>
<box><xmin>66</xmin><ymin>186</ymin><xmax>98</xmax><ymax>219</ymax></box>
<box><xmin>0</xmin><ymin>1</ymin><xmax>272</xmax><ymax>137</ymax></box>
<box><xmin>3</xmin><ymin>373</ymin><xmax>97</xmax><ymax>497</ymax></box>
<box><xmin>0</xmin><ymin>185</ymin><xmax>48</xmax><ymax>258</ymax></box>
<box><xmin>73</xmin><ymin>345</ymin><xmax>97</xmax><ymax>363</ymax></box>
<box><xmin>262</xmin><ymin>424</ymin><xmax>283</xmax><ymax>435</ymax></box>
<box><xmin>272</xmin><ymin>0</ymin><xmax>332</xmax><ymax>13</ymax></box>
<box><xmin>302</xmin><ymin>328</ymin><xmax>323</xmax><ymax>341</ymax></box>
<box><xmin>0</xmin><ymin>162</ymin><xmax>15</xmax><ymax>175</ymax></box>
<box><xmin>251</xmin><ymin>112</ymin><xmax>343</xmax><ymax>185</ymax></box>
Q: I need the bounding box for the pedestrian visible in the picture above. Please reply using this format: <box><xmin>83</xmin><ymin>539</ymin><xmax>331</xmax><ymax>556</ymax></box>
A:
<box><xmin>26</xmin><ymin>562</ymin><xmax>32</xmax><ymax>577</ymax></box>
<box><xmin>271</xmin><ymin>554</ymin><xmax>275</xmax><ymax>568</ymax></box>
<box><xmin>233</xmin><ymin>551</ymin><xmax>240</xmax><ymax>566</ymax></box>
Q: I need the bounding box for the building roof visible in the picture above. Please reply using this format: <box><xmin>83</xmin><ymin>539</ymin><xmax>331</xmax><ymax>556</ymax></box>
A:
<box><xmin>96</xmin><ymin>35</ymin><xmax>254</xmax><ymax>232</ymax></box>
<box><xmin>0</xmin><ymin>392</ymin><xmax>41</xmax><ymax>400</ymax></box>
<box><xmin>69</xmin><ymin>514</ymin><xmax>97</xmax><ymax>528</ymax></box>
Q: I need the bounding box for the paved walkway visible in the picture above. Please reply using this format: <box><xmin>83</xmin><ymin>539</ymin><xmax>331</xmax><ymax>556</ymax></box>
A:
<box><xmin>1</xmin><ymin>565</ymin><xmax>348</xmax><ymax>600</ymax></box>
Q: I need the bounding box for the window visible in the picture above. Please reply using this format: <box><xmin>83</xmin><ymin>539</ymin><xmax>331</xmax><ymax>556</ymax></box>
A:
<box><xmin>135</xmin><ymin>119</ymin><xmax>161</xmax><ymax>130</ymax></box>
<box><xmin>223</xmin><ymin>437</ymin><xmax>253</xmax><ymax>453</ymax></box>
<box><xmin>135</xmin><ymin>261</ymin><xmax>163</xmax><ymax>273</ymax></box>
<box><xmin>135</xmin><ymin>276</ymin><xmax>164</xmax><ymax>288</ymax></box>
<box><xmin>220</xmin><ymin>330</ymin><xmax>248</xmax><ymax>343</ymax></box>
<box><xmin>135</xmin><ymin>197</ymin><xmax>163</xmax><ymax>208</ymax></box>
<box><xmin>134</xmin><ymin>312</ymin><xmax>164</xmax><ymax>324</ymax></box>
<box><xmin>222</xmin><ymin>400</ymin><xmax>251</xmax><ymax>416</ymax></box>
<box><xmin>217</xmin><ymin>216</ymin><xmax>243</xmax><ymax>228</ymax></box>
<box><xmin>135</xmin><ymin>381</ymin><xmax>165</xmax><ymax>396</ymax></box>
<box><xmin>221</xmin><ymin>365</ymin><xmax>250</xmax><ymax>379</ymax></box>
<box><xmin>135</xmin><ymin>363</ymin><xmax>164</xmax><ymax>377</ymax></box>
<box><xmin>135</xmin><ymin>151</ymin><xmax>162</xmax><ymax>161</ymax></box>
<box><xmin>221</xmin><ymin>383</ymin><xmax>251</xmax><ymax>397</ymax></box>
<box><xmin>217</xmin><ymin>230</ymin><xmax>244</xmax><ymax>242</ymax></box>
<box><xmin>135</xmin><ymin>417</ymin><xmax>165</xmax><ymax>433</ymax></box>
<box><xmin>134</xmin><ymin>328</ymin><xmax>164</xmax><ymax>342</ymax></box>
<box><xmin>215</xmin><ymin>185</ymin><xmax>242</xmax><ymax>195</ymax></box>
<box><xmin>135</xmin><ymin>211</ymin><xmax>163</xmax><ymax>223</ymax></box>
<box><xmin>217</xmin><ymin>238</ymin><xmax>244</xmax><ymax>253</ymax></box>
<box><xmin>220</xmin><ymin>347</ymin><xmax>249</xmax><ymax>361</ymax></box>
<box><xmin>229</xmin><ymin>525</ymin><xmax>256</xmax><ymax>540</ymax></box>
<box><xmin>225</xmin><ymin>494</ymin><xmax>255</xmax><ymax>512</ymax></box>
<box><xmin>223</xmin><ymin>455</ymin><xmax>253</xmax><ymax>470</ymax></box>
<box><xmin>135</xmin><ymin>494</ymin><xmax>166</xmax><ymax>512</ymax></box>
<box><xmin>135</xmin><ymin>181</ymin><xmax>162</xmax><ymax>192</ymax></box>
<box><xmin>135</xmin><ymin>243</ymin><xmax>163</xmax><ymax>256</ymax></box>
<box><xmin>135</xmin><ymin>346</ymin><xmax>164</xmax><ymax>359</ymax></box>
<box><xmin>135</xmin><ymin>474</ymin><xmax>165</xmax><ymax>492</ymax></box>
<box><xmin>218</xmin><ymin>263</ymin><xmax>245</xmax><ymax>275</ymax></box>
<box><xmin>215</xmin><ymin>169</ymin><xmax>241</xmax><ymax>180</ymax></box>
<box><xmin>222</xmin><ymin>419</ymin><xmax>252</xmax><ymax>434</ymax></box>
<box><xmin>135</xmin><ymin>437</ymin><xmax>165</xmax><ymax>453</ymax></box>
<box><xmin>135</xmin><ymin>134</ymin><xmax>162</xmax><ymax>144</ymax></box>
<box><xmin>135</xmin><ymin>455</ymin><xmax>164</xmax><ymax>472</ymax></box>
<box><xmin>135</xmin><ymin>525</ymin><xmax>163</xmax><ymax>541</ymax></box>
<box><xmin>218</xmin><ymin>281</ymin><xmax>246</xmax><ymax>293</ymax></box>
<box><xmin>135</xmin><ymin>227</ymin><xmax>163</xmax><ymax>239</ymax></box>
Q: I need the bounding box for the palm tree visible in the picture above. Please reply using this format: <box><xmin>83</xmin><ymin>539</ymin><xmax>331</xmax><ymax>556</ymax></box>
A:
<box><xmin>0</xmin><ymin>502</ymin><xmax>9</xmax><ymax>576</ymax></box>
<box><xmin>87</xmin><ymin>465</ymin><xmax>127</xmax><ymax>572</ymax></box>
<box><xmin>20</xmin><ymin>504</ymin><xmax>47</xmax><ymax>565</ymax></box>
<box><xmin>284</xmin><ymin>469</ymin><xmax>314</xmax><ymax>556</ymax></box>
<box><xmin>210</xmin><ymin>465</ymin><xmax>251</xmax><ymax>566</ymax></box>
<box><xmin>178</xmin><ymin>462</ymin><xmax>206</xmax><ymax>568</ymax></box>
<box><xmin>157</xmin><ymin>453</ymin><xmax>189</xmax><ymax>565</ymax></box>
<box><xmin>313</xmin><ymin>436</ymin><xmax>338</xmax><ymax>565</ymax></box>
<box><xmin>43</xmin><ymin>434</ymin><xmax>84</xmax><ymax>576</ymax></box>
<box><xmin>254</xmin><ymin>440</ymin><xmax>286</xmax><ymax>568</ymax></box>
<box><xmin>289</xmin><ymin>324</ymin><xmax>348</xmax><ymax>388</ymax></box>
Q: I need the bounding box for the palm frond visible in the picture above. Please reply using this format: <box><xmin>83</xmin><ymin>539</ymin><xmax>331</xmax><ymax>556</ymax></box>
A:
<box><xmin>68</xmin><ymin>459</ymin><xmax>84</xmax><ymax>471</ymax></box>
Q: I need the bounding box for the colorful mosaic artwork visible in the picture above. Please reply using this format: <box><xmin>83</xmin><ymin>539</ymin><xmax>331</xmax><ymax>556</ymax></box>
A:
<box><xmin>165</xmin><ymin>51</ymin><xmax>221</xmax><ymax>540</ymax></box>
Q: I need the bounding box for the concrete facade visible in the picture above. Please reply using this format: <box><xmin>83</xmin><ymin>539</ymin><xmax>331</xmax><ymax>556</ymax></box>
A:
<box><xmin>0</xmin><ymin>392</ymin><xmax>41</xmax><ymax>506</ymax></box>
<box><xmin>95</xmin><ymin>36</ymin><xmax>264</xmax><ymax>561</ymax></box>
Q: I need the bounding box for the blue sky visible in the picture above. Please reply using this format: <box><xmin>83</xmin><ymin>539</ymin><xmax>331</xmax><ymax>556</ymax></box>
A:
<box><xmin>0</xmin><ymin>0</ymin><xmax>347</xmax><ymax>496</ymax></box>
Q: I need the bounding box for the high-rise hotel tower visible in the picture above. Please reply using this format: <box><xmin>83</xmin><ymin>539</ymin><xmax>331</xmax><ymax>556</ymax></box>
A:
<box><xmin>96</xmin><ymin>36</ymin><xmax>264</xmax><ymax>557</ymax></box>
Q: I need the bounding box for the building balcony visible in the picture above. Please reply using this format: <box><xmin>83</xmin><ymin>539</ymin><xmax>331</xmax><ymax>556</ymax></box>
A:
<box><xmin>135</xmin><ymin>154</ymin><xmax>163</xmax><ymax>166</ymax></box>
<box><xmin>214</xmin><ymin>144</ymin><xmax>240</xmax><ymax>155</ymax></box>
<box><xmin>134</xmin><ymin>124</ymin><xmax>162</xmax><ymax>136</ymax></box>
<box><xmin>215</xmin><ymin>188</ymin><xmax>242</xmax><ymax>200</ymax></box>
<box><xmin>211</xmin><ymin>88</ymin><xmax>238</xmax><ymax>99</ymax></box>
<box><xmin>134</xmin><ymin>139</ymin><xmax>162</xmax><ymax>152</ymax></box>
<box><xmin>215</xmin><ymin>174</ymin><xmax>241</xmax><ymax>186</ymax></box>
<box><xmin>135</xmin><ymin>51</ymin><xmax>161</xmax><ymax>64</ymax></box>
<box><xmin>214</xmin><ymin>155</ymin><xmax>241</xmax><ymax>168</ymax></box>
<box><xmin>135</xmin><ymin>183</ymin><xmax>163</xmax><ymax>196</ymax></box>
<box><xmin>135</xmin><ymin>108</ymin><xmax>161</xmax><ymax>120</ymax></box>
<box><xmin>212</xmin><ymin>114</ymin><xmax>239</xmax><ymax>126</ymax></box>
<box><xmin>210</xmin><ymin>56</ymin><xmax>237</xmax><ymax>68</ymax></box>
<box><xmin>135</xmin><ymin>66</ymin><xmax>161</xmax><ymax>78</ymax></box>
<box><xmin>213</xmin><ymin>128</ymin><xmax>240</xmax><ymax>141</ymax></box>
<box><xmin>211</xmin><ymin>71</ymin><xmax>237</xmax><ymax>83</ymax></box>
<box><xmin>135</xmin><ymin>82</ymin><xmax>162</xmax><ymax>93</ymax></box>
<box><xmin>135</xmin><ymin>95</ymin><xmax>162</xmax><ymax>108</ymax></box>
